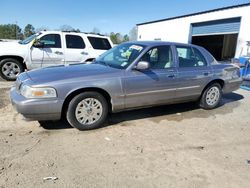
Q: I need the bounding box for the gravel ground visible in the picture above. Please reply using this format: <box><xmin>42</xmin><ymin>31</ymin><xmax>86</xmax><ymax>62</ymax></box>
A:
<box><xmin>0</xmin><ymin>82</ymin><xmax>249</xmax><ymax>188</ymax></box>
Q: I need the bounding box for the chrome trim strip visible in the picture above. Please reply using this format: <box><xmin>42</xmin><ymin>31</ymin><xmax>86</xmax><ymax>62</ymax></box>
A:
<box><xmin>176</xmin><ymin>86</ymin><xmax>200</xmax><ymax>90</ymax></box>
<box><xmin>126</xmin><ymin>85</ymin><xmax>200</xmax><ymax>97</ymax></box>
<box><xmin>126</xmin><ymin>88</ymin><xmax>176</xmax><ymax>97</ymax></box>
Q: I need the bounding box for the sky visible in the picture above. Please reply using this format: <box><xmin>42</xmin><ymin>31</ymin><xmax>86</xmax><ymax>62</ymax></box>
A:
<box><xmin>0</xmin><ymin>0</ymin><xmax>249</xmax><ymax>35</ymax></box>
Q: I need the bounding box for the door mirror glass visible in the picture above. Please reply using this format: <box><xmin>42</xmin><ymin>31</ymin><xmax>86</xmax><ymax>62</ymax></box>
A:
<box><xmin>32</xmin><ymin>39</ymin><xmax>44</xmax><ymax>48</ymax></box>
<box><xmin>136</xmin><ymin>61</ymin><xmax>150</xmax><ymax>70</ymax></box>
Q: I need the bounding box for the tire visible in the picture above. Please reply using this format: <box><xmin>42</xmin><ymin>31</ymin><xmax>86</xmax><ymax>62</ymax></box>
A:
<box><xmin>199</xmin><ymin>83</ymin><xmax>222</xmax><ymax>110</ymax></box>
<box><xmin>0</xmin><ymin>58</ymin><xmax>24</xmax><ymax>81</ymax></box>
<box><xmin>66</xmin><ymin>92</ymin><xmax>108</xmax><ymax>130</ymax></box>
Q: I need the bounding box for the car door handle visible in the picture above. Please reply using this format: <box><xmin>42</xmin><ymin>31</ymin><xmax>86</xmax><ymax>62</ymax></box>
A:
<box><xmin>55</xmin><ymin>51</ymin><xmax>63</xmax><ymax>55</ymax></box>
<box><xmin>203</xmin><ymin>72</ymin><xmax>210</xmax><ymax>76</ymax></box>
<box><xmin>81</xmin><ymin>51</ymin><xmax>89</xmax><ymax>55</ymax></box>
<box><xmin>168</xmin><ymin>74</ymin><xmax>175</xmax><ymax>78</ymax></box>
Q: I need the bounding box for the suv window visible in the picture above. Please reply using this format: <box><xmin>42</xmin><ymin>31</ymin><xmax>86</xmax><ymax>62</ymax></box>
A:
<box><xmin>176</xmin><ymin>46</ymin><xmax>207</xmax><ymax>67</ymax></box>
<box><xmin>40</xmin><ymin>34</ymin><xmax>61</xmax><ymax>48</ymax></box>
<box><xmin>140</xmin><ymin>46</ymin><xmax>173</xmax><ymax>69</ymax></box>
<box><xmin>66</xmin><ymin>35</ymin><xmax>85</xmax><ymax>49</ymax></box>
<box><xmin>87</xmin><ymin>37</ymin><xmax>111</xmax><ymax>50</ymax></box>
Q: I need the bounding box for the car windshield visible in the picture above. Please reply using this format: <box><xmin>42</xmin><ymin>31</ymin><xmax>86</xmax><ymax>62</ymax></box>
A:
<box><xmin>18</xmin><ymin>33</ymin><xmax>41</xmax><ymax>44</ymax></box>
<box><xmin>95</xmin><ymin>43</ymin><xmax>145</xmax><ymax>69</ymax></box>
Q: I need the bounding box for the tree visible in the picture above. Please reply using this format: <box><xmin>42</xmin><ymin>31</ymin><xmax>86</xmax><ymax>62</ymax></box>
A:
<box><xmin>92</xmin><ymin>27</ymin><xmax>100</xmax><ymax>34</ymax></box>
<box><xmin>24</xmin><ymin>24</ymin><xmax>35</xmax><ymax>38</ymax></box>
<box><xmin>123</xmin><ymin>34</ymin><xmax>129</xmax><ymax>42</ymax></box>
<box><xmin>0</xmin><ymin>24</ymin><xmax>22</xmax><ymax>39</ymax></box>
<box><xmin>110</xmin><ymin>32</ymin><xmax>123</xmax><ymax>44</ymax></box>
<box><xmin>75</xmin><ymin>28</ymin><xmax>81</xmax><ymax>32</ymax></box>
<box><xmin>59</xmin><ymin>25</ymin><xmax>75</xmax><ymax>32</ymax></box>
<box><xmin>129</xmin><ymin>26</ymin><xmax>138</xmax><ymax>41</ymax></box>
<box><xmin>35</xmin><ymin>26</ymin><xmax>49</xmax><ymax>32</ymax></box>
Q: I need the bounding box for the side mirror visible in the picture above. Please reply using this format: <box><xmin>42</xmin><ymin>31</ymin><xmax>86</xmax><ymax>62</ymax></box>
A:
<box><xmin>32</xmin><ymin>39</ymin><xmax>44</xmax><ymax>48</ymax></box>
<box><xmin>135</xmin><ymin>61</ymin><xmax>150</xmax><ymax>70</ymax></box>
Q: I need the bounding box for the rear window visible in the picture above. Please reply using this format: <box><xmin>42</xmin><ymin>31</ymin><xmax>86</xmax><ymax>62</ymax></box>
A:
<box><xmin>87</xmin><ymin>37</ymin><xmax>111</xmax><ymax>50</ymax></box>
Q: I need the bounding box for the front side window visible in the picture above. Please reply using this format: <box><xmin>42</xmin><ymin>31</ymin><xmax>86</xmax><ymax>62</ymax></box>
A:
<box><xmin>95</xmin><ymin>43</ymin><xmax>145</xmax><ymax>69</ymax></box>
<box><xmin>140</xmin><ymin>45</ymin><xmax>173</xmax><ymax>69</ymax></box>
<box><xmin>40</xmin><ymin>34</ymin><xmax>61</xmax><ymax>48</ymax></box>
<box><xmin>66</xmin><ymin>35</ymin><xmax>85</xmax><ymax>49</ymax></box>
<box><xmin>88</xmin><ymin>37</ymin><xmax>112</xmax><ymax>50</ymax></box>
<box><xmin>176</xmin><ymin>46</ymin><xmax>207</xmax><ymax>67</ymax></box>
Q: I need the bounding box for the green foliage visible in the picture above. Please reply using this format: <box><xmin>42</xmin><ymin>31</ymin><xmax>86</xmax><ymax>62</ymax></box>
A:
<box><xmin>123</xmin><ymin>34</ymin><xmax>129</xmax><ymax>42</ymax></box>
<box><xmin>24</xmin><ymin>24</ymin><xmax>35</xmax><ymax>37</ymax></box>
<box><xmin>110</xmin><ymin>32</ymin><xmax>130</xmax><ymax>44</ymax></box>
<box><xmin>0</xmin><ymin>23</ymin><xmax>135</xmax><ymax>43</ymax></box>
<box><xmin>0</xmin><ymin>24</ymin><xmax>22</xmax><ymax>39</ymax></box>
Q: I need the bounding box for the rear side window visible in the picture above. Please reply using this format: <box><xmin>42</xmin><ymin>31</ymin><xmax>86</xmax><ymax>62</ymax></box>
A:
<box><xmin>40</xmin><ymin>34</ymin><xmax>61</xmax><ymax>48</ymax></box>
<box><xmin>176</xmin><ymin>46</ymin><xmax>207</xmax><ymax>67</ymax></box>
<box><xmin>66</xmin><ymin>35</ymin><xmax>85</xmax><ymax>49</ymax></box>
<box><xmin>87</xmin><ymin>37</ymin><xmax>111</xmax><ymax>50</ymax></box>
<box><xmin>193</xmin><ymin>47</ymin><xmax>207</xmax><ymax>67</ymax></box>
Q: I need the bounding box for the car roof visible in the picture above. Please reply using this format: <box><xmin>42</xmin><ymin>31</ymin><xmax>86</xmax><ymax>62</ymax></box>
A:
<box><xmin>39</xmin><ymin>30</ymin><xmax>109</xmax><ymax>38</ymax></box>
<box><xmin>125</xmin><ymin>41</ymin><xmax>200</xmax><ymax>48</ymax></box>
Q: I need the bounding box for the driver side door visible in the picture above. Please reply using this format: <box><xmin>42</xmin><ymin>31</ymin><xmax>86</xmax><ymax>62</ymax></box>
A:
<box><xmin>123</xmin><ymin>45</ymin><xmax>178</xmax><ymax>109</ymax></box>
<box><xmin>30</xmin><ymin>34</ymin><xmax>65</xmax><ymax>68</ymax></box>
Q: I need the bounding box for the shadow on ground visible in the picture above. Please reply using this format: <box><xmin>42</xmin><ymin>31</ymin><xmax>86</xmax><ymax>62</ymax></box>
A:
<box><xmin>39</xmin><ymin>92</ymin><xmax>244</xmax><ymax>130</ymax></box>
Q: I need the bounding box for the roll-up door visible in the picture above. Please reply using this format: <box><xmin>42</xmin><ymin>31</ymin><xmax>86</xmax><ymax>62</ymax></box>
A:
<box><xmin>191</xmin><ymin>17</ymin><xmax>241</xmax><ymax>36</ymax></box>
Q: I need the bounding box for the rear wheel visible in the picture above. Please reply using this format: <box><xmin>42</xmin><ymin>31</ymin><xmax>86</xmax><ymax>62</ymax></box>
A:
<box><xmin>66</xmin><ymin>92</ymin><xmax>108</xmax><ymax>130</ymax></box>
<box><xmin>199</xmin><ymin>83</ymin><xmax>222</xmax><ymax>109</ymax></box>
<box><xmin>0</xmin><ymin>58</ymin><xmax>24</xmax><ymax>81</ymax></box>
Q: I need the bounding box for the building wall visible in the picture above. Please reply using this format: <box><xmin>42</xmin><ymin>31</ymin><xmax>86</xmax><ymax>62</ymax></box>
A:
<box><xmin>137</xmin><ymin>6</ymin><xmax>250</xmax><ymax>58</ymax></box>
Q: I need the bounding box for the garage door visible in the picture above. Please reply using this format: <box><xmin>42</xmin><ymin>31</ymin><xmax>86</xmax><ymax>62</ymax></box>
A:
<box><xmin>191</xmin><ymin>17</ymin><xmax>241</xmax><ymax>36</ymax></box>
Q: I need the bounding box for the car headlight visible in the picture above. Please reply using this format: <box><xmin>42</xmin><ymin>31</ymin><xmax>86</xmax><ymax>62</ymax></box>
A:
<box><xmin>20</xmin><ymin>85</ymin><xmax>57</xmax><ymax>99</ymax></box>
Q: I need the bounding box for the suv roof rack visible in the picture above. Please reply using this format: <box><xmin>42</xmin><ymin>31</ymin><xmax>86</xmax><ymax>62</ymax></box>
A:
<box><xmin>61</xmin><ymin>30</ymin><xmax>106</xmax><ymax>36</ymax></box>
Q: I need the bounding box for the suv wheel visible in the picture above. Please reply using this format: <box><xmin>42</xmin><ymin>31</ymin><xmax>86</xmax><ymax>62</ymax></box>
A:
<box><xmin>0</xmin><ymin>58</ymin><xmax>24</xmax><ymax>81</ymax></box>
<box><xmin>199</xmin><ymin>83</ymin><xmax>222</xmax><ymax>109</ymax></box>
<box><xmin>66</xmin><ymin>92</ymin><xmax>108</xmax><ymax>130</ymax></box>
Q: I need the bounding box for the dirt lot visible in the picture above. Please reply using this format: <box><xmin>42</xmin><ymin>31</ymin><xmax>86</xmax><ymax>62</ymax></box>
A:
<box><xmin>0</xmin><ymin>80</ymin><xmax>250</xmax><ymax>188</ymax></box>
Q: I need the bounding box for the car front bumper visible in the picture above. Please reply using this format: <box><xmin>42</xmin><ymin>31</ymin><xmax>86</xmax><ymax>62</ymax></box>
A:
<box><xmin>10</xmin><ymin>87</ymin><xmax>64</xmax><ymax>121</ymax></box>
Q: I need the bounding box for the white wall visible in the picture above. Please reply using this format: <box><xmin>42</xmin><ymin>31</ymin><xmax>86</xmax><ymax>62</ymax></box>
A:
<box><xmin>137</xmin><ymin>6</ymin><xmax>250</xmax><ymax>58</ymax></box>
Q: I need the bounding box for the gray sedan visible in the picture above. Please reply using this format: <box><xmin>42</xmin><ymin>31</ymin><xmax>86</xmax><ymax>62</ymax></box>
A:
<box><xmin>10</xmin><ymin>41</ymin><xmax>242</xmax><ymax>130</ymax></box>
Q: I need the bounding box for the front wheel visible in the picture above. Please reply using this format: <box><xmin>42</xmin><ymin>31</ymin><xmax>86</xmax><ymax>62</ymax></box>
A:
<box><xmin>0</xmin><ymin>58</ymin><xmax>24</xmax><ymax>81</ymax></box>
<box><xmin>66</xmin><ymin>92</ymin><xmax>108</xmax><ymax>130</ymax></box>
<box><xmin>199</xmin><ymin>83</ymin><xmax>222</xmax><ymax>110</ymax></box>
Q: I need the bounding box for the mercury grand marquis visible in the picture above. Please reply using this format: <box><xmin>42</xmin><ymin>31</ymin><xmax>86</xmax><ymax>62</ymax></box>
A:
<box><xmin>10</xmin><ymin>41</ymin><xmax>242</xmax><ymax>130</ymax></box>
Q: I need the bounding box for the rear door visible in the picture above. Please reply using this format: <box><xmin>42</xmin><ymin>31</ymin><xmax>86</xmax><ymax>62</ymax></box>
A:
<box><xmin>175</xmin><ymin>45</ymin><xmax>213</xmax><ymax>99</ymax></box>
<box><xmin>64</xmin><ymin>34</ymin><xmax>88</xmax><ymax>64</ymax></box>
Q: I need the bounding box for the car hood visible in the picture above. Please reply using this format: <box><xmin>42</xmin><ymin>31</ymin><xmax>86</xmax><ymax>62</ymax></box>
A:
<box><xmin>0</xmin><ymin>41</ymin><xmax>27</xmax><ymax>55</ymax></box>
<box><xmin>26</xmin><ymin>63</ymin><xmax>123</xmax><ymax>84</ymax></box>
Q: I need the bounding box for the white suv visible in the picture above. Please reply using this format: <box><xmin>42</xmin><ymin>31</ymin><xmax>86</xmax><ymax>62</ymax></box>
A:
<box><xmin>0</xmin><ymin>31</ymin><xmax>113</xmax><ymax>80</ymax></box>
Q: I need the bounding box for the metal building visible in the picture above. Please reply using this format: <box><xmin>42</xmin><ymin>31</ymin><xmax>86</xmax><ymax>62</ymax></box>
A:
<box><xmin>137</xmin><ymin>3</ymin><xmax>250</xmax><ymax>61</ymax></box>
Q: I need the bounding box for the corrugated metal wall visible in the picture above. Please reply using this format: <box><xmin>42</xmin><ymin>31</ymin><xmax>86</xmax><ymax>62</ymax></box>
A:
<box><xmin>191</xmin><ymin>17</ymin><xmax>241</xmax><ymax>36</ymax></box>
